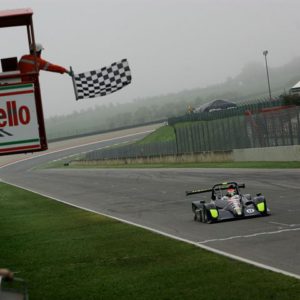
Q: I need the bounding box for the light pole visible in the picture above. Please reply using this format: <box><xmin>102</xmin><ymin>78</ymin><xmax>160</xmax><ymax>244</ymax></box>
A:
<box><xmin>263</xmin><ymin>50</ymin><xmax>272</xmax><ymax>100</ymax></box>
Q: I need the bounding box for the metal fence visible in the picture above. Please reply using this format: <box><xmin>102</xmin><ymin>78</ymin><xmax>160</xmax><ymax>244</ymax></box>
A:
<box><xmin>174</xmin><ymin>114</ymin><xmax>250</xmax><ymax>153</ymax></box>
<box><xmin>83</xmin><ymin>101</ymin><xmax>300</xmax><ymax>161</ymax></box>
<box><xmin>174</xmin><ymin>106</ymin><xmax>300</xmax><ymax>153</ymax></box>
<box><xmin>85</xmin><ymin>140</ymin><xmax>177</xmax><ymax>160</ymax></box>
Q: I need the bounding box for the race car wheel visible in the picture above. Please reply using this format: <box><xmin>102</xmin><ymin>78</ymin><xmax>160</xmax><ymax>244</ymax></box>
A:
<box><xmin>194</xmin><ymin>208</ymin><xmax>210</xmax><ymax>223</ymax></box>
<box><xmin>201</xmin><ymin>208</ymin><xmax>208</xmax><ymax>223</ymax></box>
<box><xmin>194</xmin><ymin>209</ymin><xmax>201</xmax><ymax>222</ymax></box>
<box><xmin>261</xmin><ymin>200</ymin><xmax>269</xmax><ymax>216</ymax></box>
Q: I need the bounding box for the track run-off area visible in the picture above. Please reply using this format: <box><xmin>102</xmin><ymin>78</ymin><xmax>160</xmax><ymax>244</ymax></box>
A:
<box><xmin>0</xmin><ymin>124</ymin><xmax>299</xmax><ymax>279</ymax></box>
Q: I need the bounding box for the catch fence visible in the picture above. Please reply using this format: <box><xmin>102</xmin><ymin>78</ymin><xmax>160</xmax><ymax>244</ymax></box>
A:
<box><xmin>85</xmin><ymin>140</ymin><xmax>177</xmax><ymax>160</ymax></box>
<box><xmin>84</xmin><ymin>98</ymin><xmax>300</xmax><ymax>161</ymax></box>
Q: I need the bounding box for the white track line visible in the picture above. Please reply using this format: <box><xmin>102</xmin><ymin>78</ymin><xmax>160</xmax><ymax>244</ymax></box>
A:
<box><xmin>269</xmin><ymin>221</ymin><xmax>299</xmax><ymax>227</ymax></box>
<box><xmin>0</xmin><ymin>133</ymin><xmax>299</xmax><ymax>280</ymax></box>
<box><xmin>198</xmin><ymin>228</ymin><xmax>300</xmax><ymax>244</ymax></box>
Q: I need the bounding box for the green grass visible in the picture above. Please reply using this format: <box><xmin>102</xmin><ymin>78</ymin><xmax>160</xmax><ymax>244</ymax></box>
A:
<box><xmin>137</xmin><ymin>125</ymin><xmax>175</xmax><ymax>144</ymax></box>
<box><xmin>0</xmin><ymin>183</ymin><xmax>299</xmax><ymax>300</ymax></box>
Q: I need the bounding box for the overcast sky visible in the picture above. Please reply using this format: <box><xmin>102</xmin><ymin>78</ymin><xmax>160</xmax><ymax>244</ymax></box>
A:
<box><xmin>1</xmin><ymin>0</ymin><xmax>300</xmax><ymax>117</ymax></box>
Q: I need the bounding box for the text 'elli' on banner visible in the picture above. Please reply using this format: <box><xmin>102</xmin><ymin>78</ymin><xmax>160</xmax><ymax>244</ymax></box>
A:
<box><xmin>71</xmin><ymin>59</ymin><xmax>132</xmax><ymax>100</ymax></box>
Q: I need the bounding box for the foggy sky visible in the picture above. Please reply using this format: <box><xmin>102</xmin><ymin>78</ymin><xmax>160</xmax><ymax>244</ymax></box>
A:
<box><xmin>1</xmin><ymin>0</ymin><xmax>300</xmax><ymax>117</ymax></box>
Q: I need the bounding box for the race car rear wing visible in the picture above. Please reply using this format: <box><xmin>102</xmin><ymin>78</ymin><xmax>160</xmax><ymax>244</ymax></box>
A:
<box><xmin>186</xmin><ymin>183</ymin><xmax>245</xmax><ymax>196</ymax></box>
<box><xmin>186</xmin><ymin>188</ymin><xmax>212</xmax><ymax>196</ymax></box>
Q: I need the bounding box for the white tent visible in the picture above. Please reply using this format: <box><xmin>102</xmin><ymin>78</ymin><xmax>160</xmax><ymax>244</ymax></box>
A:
<box><xmin>290</xmin><ymin>81</ymin><xmax>300</xmax><ymax>95</ymax></box>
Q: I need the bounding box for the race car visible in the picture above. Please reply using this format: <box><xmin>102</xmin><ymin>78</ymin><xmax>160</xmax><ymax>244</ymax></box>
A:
<box><xmin>186</xmin><ymin>182</ymin><xmax>270</xmax><ymax>223</ymax></box>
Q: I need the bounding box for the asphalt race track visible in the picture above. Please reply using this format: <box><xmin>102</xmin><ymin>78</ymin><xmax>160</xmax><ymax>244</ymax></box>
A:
<box><xmin>0</xmin><ymin>129</ymin><xmax>299</xmax><ymax>278</ymax></box>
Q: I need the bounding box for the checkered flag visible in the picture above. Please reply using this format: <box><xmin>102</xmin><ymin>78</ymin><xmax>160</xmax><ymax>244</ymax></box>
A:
<box><xmin>72</xmin><ymin>59</ymin><xmax>132</xmax><ymax>100</ymax></box>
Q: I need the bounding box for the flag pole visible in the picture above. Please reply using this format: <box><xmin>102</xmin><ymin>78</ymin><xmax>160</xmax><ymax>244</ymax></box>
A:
<box><xmin>70</xmin><ymin>66</ymin><xmax>79</xmax><ymax>101</ymax></box>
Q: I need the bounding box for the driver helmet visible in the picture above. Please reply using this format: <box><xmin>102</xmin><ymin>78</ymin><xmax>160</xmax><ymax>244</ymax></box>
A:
<box><xmin>226</xmin><ymin>188</ymin><xmax>236</xmax><ymax>197</ymax></box>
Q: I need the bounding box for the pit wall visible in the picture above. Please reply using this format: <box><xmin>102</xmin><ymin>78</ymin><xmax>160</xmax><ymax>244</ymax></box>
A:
<box><xmin>75</xmin><ymin>145</ymin><xmax>300</xmax><ymax>166</ymax></box>
<box><xmin>232</xmin><ymin>145</ymin><xmax>300</xmax><ymax>161</ymax></box>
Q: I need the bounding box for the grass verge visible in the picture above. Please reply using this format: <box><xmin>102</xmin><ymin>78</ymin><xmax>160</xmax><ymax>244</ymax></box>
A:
<box><xmin>0</xmin><ymin>183</ymin><xmax>299</xmax><ymax>300</ymax></box>
<box><xmin>136</xmin><ymin>125</ymin><xmax>175</xmax><ymax>144</ymax></box>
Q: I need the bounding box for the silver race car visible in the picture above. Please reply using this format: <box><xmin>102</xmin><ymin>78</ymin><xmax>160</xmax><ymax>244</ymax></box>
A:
<box><xmin>186</xmin><ymin>182</ymin><xmax>270</xmax><ymax>223</ymax></box>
